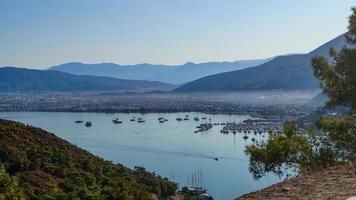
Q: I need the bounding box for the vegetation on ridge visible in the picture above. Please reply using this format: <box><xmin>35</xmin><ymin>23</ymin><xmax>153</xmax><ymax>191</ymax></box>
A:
<box><xmin>0</xmin><ymin>119</ymin><xmax>177</xmax><ymax>199</ymax></box>
<box><xmin>245</xmin><ymin>7</ymin><xmax>356</xmax><ymax>179</ymax></box>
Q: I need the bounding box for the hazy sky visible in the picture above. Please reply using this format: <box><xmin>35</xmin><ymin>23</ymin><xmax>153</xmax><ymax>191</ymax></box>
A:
<box><xmin>0</xmin><ymin>0</ymin><xmax>354</xmax><ymax>68</ymax></box>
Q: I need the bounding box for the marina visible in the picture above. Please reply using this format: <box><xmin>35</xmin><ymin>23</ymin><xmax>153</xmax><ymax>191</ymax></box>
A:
<box><xmin>80</xmin><ymin>115</ymin><xmax>284</xmax><ymax>137</ymax></box>
<box><xmin>220</xmin><ymin>120</ymin><xmax>283</xmax><ymax>135</ymax></box>
<box><xmin>0</xmin><ymin>112</ymin><xmax>287</xmax><ymax>200</ymax></box>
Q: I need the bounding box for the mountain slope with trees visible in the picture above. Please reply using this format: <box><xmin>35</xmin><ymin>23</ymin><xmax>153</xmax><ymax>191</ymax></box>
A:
<box><xmin>175</xmin><ymin>34</ymin><xmax>346</xmax><ymax>92</ymax></box>
<box><xmin>241</xmin><ymin>7</ymin><xmax>356</xmax><ymax>199</ymax></box>
<box><xmin>0</xmin><ymin>119</ymin><xmax>177</xmax><ymax>199</ymax></box>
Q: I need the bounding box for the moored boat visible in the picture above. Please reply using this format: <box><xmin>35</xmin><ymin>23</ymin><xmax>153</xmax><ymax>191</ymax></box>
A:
<box><xmin>137</xmin><ymin>118</ymin><xmax>145</xmax><ymax>123</ymax></box>
<box><xmin>112</xmin><ymin>118</ymin><xmax>122</xmax><ymax>124</ymax></box>
<box><xmin>85</xmin><ymin>121</ymin><xmax>92</xmax><ymax>127</ymax></box>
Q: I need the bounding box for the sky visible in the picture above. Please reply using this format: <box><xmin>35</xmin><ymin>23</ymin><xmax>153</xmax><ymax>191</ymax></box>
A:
<box><xmin>0</xmin><ymin>0</ymin><xmax>354</xmax><ymax>68</ymax></box>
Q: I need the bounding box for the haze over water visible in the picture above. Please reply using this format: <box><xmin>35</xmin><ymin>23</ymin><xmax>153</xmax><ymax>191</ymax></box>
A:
<box><xmin>0</xmin><ymin>112</ymin><xmax>285</xmax><ymax>200</ymax></box>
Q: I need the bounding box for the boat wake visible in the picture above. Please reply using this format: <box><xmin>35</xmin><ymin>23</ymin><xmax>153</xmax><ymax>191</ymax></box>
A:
<box><xmin>83</xmin><ymin>143</ymin><xmax>248</xmax><ymax>162</ymax></box>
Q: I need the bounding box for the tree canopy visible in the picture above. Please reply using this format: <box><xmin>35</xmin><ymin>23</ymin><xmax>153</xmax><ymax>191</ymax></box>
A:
<box><xmin>246</xmin><ymin>7</ymin><xmax>356</xmax><ymax>179</ymax></box>
<box><xmin>311</xmin><ymin>7</ymin><xmax>356</xmax><ymax>110</ymax></box>
<box><xmin>0</xmin><ymin>119</ymin><xmax>177</xmax><ymax>199</ymax></box>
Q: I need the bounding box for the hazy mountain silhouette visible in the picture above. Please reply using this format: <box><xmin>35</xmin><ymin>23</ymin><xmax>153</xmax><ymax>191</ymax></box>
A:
<box><xmin>50</xmin><ymin>59</ymin><xmax>272</xmax><ymax>84</ymax></box>
<box><xmin>0</xmin><ymin>67</ymin><xmax>175</xmax><ymax>92</ymax></box>
<box><xmin>174</xmin><ymin>34</ymin><xmax>346</xmax><ymax>92</ymax></box>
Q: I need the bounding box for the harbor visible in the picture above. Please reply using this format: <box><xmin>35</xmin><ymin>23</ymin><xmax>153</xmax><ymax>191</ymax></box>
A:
<box><xmin>0</xmin><ymin>111</ymin><xmax>291</xmax><ymax>200</ymax></box>
<box><xmin>76</xmin><ymin>114</ymin><xmax>285</xmax><ymax>139</ymax></box>
<box><xmin>220</xmin><ymin>119</ymin><xmax>283</xmax><ymax>135</ymax></box>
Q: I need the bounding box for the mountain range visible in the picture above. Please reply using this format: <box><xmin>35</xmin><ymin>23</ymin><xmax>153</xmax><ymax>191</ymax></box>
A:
<box><xmin>0</xmin><ymin>67</ymin><xmax>175</xmax><ymax>92</ymax></box>
<box><xmin>174</xmin><ymin>34</ymin><xmax>346</xmax><ymax>92</ymax></box>
<box><xmin>49</xmin><ymin>59</ymin><xmax>272</xmax><ymax>84</ymax></box>
<box><xmin>0</xmin><ymin>34</ymin><xmax>346</xmax><ymax>93</ymax></box>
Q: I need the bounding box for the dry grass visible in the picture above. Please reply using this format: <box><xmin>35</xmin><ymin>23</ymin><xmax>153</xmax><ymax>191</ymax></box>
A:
<box><xmin>236</xmin><ymin>162</ymin><xmax>356</xmax><ymax>200</ymax></box>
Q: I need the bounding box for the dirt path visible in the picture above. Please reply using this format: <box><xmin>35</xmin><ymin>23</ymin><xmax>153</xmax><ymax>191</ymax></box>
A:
<box><xmin>236</xmin><ymin>162</ymin><xmax>356</xmax><ymax>200</ymax></box>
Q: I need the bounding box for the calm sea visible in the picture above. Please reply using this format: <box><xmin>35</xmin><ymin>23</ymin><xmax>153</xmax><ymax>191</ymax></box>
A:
<box><xmin>0</xmin><ymin>112</ymin><xmax>284</xmax><ymax>200</ymax></box>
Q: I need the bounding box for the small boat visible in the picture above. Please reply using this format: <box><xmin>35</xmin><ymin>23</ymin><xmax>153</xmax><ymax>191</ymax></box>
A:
<box><xmin>185</xmin><ymin>115</ymin><xmax>189</xmax><ymax>117</ymax></box>
<box><xmin>75</xmin><ymin>120</ymin><xmax>83</xmax><ymax>123</ymax></box>
<box><xmin>137</xmin><ymin>118</ymin><xmax>145</xmax><ymax>123</ymax></box>
<box><xmin>184</xmin><ymin>117</ymin><xmax>189</xmax><ymax>120</ymax></box>
<box><xmin>243</xmin><ymin>135</ymin><xmax>248</xmax><ymax>140</ymax></box>
<box><xmin>164</xmin><ymin>119</ymin><xmax>168</xmax><ymax>121</ymax></box>
<box><xmin>202</xmin><ymin>117</ymin><xmax>206</xmax><ymax>120</ymax></box>
<box><xmin>112</xmin><ymin>118</ymin><xmax>122</xmax><ymax>124</ymax></box>
<box><xmin>194</xmin><ymin>117</ymin><xmax>199</xmax><ymax>121</ymax></box>
<box><xmin>159</xmin><ymin>120</ymin><xmax>164</xmax><ymax>123</ymax></box>
<box><xmin>130</xmin><ymin>118</ymin><xmax>136</xmax><ymax>122</ymax></box>
<box><xmin>85</xmin><ymin>122</ymin><xmax>92</xmax><ymax>127</ymax></box>
<box><xmin>176</xmin><ymin>118</ymin><xmax>182</xmax><ymax>121</ymax></box>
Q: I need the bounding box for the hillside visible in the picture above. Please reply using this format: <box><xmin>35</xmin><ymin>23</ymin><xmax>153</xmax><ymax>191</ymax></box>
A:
<box><xmin>0</xmin><ymin>67</ymin><xmax>175</xmax><ymax>92</ymax></box>
<box><xmin>0</xmin><ymin>119</ymin><xmax>176</xmax><ymax>199</ymax></box>
<box><xmin>49</xmin><ymin>58</ymin><xmax>271</xmax><ymax>84</ymax></box>
<box><xmin>174</xmin><ymin>34</ymin><xmax>346</xmax><ymax>92</ymax></box>
<box><xmin>306</xmin><ymin>92</ymin><xmax>328</xmax><ymax>108</ymax></box>
<box><xmin>236</xmin><ymin>162</ymin><xmax>356</xmax><ymax>200</ymax></box>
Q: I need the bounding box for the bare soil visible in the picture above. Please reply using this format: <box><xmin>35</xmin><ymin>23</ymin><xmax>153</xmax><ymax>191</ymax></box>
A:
<box><xmin>236</xmin><ymin>162</ymin><xmax>356</xmax><ymax>200</ymax></box>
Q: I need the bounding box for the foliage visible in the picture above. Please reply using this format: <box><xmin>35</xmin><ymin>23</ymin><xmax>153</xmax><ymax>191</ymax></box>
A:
<box><xmin>246</xmin><ymin>8</ymin><xmax>356</xmax><ymax>179</ymax></box>
<box><xmin>310</xmin><ymin>7</ymin><xmax>356</xmax><ymax>161</ymax></box>
<box><xmin>0</xmin><ymin>119</ymin><xmax>177</xmax><ymax>199</ymax></box>
<box><xmin>0</xmin><ymin>163</ymin><xmax>26</xmax><ymax>200</ymax></box>
<box><xmin>245</xmin><ymin>122</ymin><xmax>343</xmax><ymax>179</ymax></box>
<box><xmin>180</xmin><ymin>187</ymin><xmax>214</xmax><ymax>200</ymax></box>
<box><xmin>346</xmin><ymin>7</ymin><xmax>356</xmax><ymax>45</ymax></box>
<box><xmin>316</xmin><ymin>116</ymin><xmax>356</xmax><ymax>158</ymax></box>
<box><xmin>311</xmin><ymin>7</ymin><xmax>356</xmax><ymax>109</ymax></box>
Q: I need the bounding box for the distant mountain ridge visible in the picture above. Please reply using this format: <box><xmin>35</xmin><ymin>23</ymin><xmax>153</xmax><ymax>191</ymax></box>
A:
<box><xmin>174</xmin><ymin>34</ymin><xmax>346</xmax><ymax>92</ymax></box>
<box><xmin>0</xmin><ymin>67</ymin><xmax>175</xmax><ymax>92</ymax></box>
<box><xmin>49</xmin><ymin>58</ymin><xmax>272</xmax><ymax>84</ymax></box>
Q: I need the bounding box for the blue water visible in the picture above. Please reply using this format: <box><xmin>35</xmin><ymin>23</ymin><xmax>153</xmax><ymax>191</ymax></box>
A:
<box><xmin>0</xmin><ymin>112</ymin><xmax>284</xmax><ymax>200</ymax></box>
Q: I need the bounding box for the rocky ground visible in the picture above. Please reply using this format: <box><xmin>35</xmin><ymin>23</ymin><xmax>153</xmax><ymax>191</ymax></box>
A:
<box><xmin>236</xmin><ymin>162</ymin><xmax>356</xmax><ymax>200</ymax></box>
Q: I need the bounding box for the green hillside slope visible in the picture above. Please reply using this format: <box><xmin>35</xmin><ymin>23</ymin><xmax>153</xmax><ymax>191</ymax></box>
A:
<box><xmin>0</xmin><ymin>119</ymin><xmax>176</xmax><ymax>199</ymax></box>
